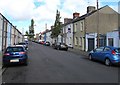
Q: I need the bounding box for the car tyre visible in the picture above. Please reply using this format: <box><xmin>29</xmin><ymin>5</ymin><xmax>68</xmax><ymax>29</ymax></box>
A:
<box><xmin>24</xmin><ymin>62</ymin><xmax>28</xmax><ymax>66</ymax></box>
<box><xmin>105</xmin><ymin>58</ymin><xmax>111</xmax><ymax>66</ymax></box>
<box><xmin>3</xmin><ymin>63</ymin><xmax>7</xmax><ymax>67</ymax></box>
<box><xmin>65</xmin><ymin>49</ymin><xmax>68</xmax><ymax>51</ymax></box>
<box><xmin>24</xmin><ymin>60</ymin><xmax>28</xmax><ymax>66</ymax></box>
<box><xmin>89</xmin><ymin>54</ymin><xmax>93</xmax><ymax>60</ymax></box>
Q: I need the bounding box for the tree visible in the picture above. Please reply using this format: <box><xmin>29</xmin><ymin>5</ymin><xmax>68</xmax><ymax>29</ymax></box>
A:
<box><xmin>29</xmin><ymin>19</ymin><xmax>35</xmax><ymax>39</ymax></box>
<box><xmin>25</xmin><ymin>31</ymin><xmax>29</xmax><ymax>36</ymax></box>
<box><xmin>51</xmin><ymin>10</ymin><xmax>61</xmax><ymax>39</ymax></box>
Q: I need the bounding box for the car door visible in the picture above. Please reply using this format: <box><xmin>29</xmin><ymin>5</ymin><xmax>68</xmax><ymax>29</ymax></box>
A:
<box><xmin>93</xmin><ymin>47</ymin><xmax>104</xmax><ymax>60</ymax></box>
<box><xmin>100</xmin><ymin>47</ymin><xmax>111</xmax><ymax>61</ymax></box>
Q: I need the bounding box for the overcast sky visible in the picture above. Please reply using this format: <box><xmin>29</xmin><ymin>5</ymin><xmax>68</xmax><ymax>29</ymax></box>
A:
<box><xmin>0</xmin><ymin>0</ymin><xmax>119</xmax><ymax>34</ymax></box>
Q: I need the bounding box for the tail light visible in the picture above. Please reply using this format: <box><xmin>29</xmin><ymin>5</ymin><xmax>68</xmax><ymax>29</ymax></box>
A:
<box><xmin>112</xmin><ymin>50</ymin><xmax>116</xmax><ymax>55</ymax></box>
<box><xmin>4</xmin><ymin>53</ymin><xmax>10</xmax><ymax>56</ymax></box>
<box><xmin>19</xmin><ymin>52</ymin><xmax>26</xmax><ymax>54</ymax></box>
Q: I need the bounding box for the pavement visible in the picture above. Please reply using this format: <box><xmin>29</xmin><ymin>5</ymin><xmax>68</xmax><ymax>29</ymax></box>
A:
<box><xmin>0</xmin><ymin>52</ymin><xmax>2</xmax><ymax>85</ymax></box>
<box><xmin>68</xmin><ymin>48</ymin><xmax>89</xmax><ymax>57</ymax></box>
<box><xmin>0</xmin><ymin>52</ymin><xmax>6</xmax><ymax>76</ymax></box>
<box><xmin>0</xmin><ymin>52</ymin><xmax>2</xmax><ymax>75</ymax></box>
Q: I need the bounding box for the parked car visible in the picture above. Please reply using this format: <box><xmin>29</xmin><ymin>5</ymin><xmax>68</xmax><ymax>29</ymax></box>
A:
<box><xmin>25</xmin><ymin>40</ymin><xmax>28</xmax><ymax>44</ymax></box>
<box><xmin>3</xmin><ymin>46</ymin><xmax>28</xmax><ymax>66</ymax></box>
<box><xmin>53</xmin><ymin>42</ymin><xmax>68</xmax><ymax>51</ymax></box>
<box><xmin>17</xmin><ymin>42</ymin><xmax>28</xmax><ymax>50</ymax></box>
<box><xmin>39</xmin><ymin>41</ymin><xmax>45</xmax><ymax>45</ymax></box>
<box><xmin>89</xmin><ymin>46</ymin><xmax>120</xmax><ymax>66</ymax></box>
<box><xmin>44</xmin><ymin>41</ymin><xmax>50</xmax><ymax>46</ymax></box>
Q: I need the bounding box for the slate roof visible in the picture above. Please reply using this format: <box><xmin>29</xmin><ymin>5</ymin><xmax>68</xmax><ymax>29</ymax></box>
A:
<box><xmin>62</xmin><ymin>5</ymin><xmax>111</xmax><ymax>26</ymax></box>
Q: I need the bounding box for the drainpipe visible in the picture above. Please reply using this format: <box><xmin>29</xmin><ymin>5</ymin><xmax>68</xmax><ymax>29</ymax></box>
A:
<box><xmin>84</xmin><ymin>19</ymin><xmax>86</xmax><ymax>51</ymax></box>
<box><xmin>2</xmin><ymin>18</ymin><xmax>4</xmax><ymax>54</ymax></box>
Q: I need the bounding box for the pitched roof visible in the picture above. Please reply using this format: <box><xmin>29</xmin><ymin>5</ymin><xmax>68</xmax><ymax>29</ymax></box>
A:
<box><xmin>72</xmin><ymin>5</ymin><xmax>109</xmax><ymax>23</ymax></box>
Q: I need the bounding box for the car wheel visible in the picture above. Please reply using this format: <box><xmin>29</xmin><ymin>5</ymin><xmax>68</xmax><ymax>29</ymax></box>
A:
<box><xmin>105</xmin><ymin>58</ymin><xmax>111</xmax><ymax>66</ymax></box>
<box><xmin>3</xmin><ymin>63</ymin><xmax>7</xmax><ymax>67</ymax></box>
<box><xmin>24</xmin><ymin>62</ymin><xmax>28</xmax><ymax>66</ymax></box>
<box><xmin>24</xmin><ymin>60</ymin><xmax>28</xmax><ymax>66</ymax></box>
<box><xmin>57</xmin><ymin>47</ymin><xmax>60</xmax><ymax>50</ymax></box>
<box><xmin>89</xmin><ymin>55</ymin><xmax>92</xmax><ymax>60</ymax></box>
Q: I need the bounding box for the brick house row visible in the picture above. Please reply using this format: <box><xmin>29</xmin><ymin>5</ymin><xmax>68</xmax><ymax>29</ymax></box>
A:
<box><xmin>0</xmin><ymin>13</ymin><xmax>23</xmax><ymax>56</ymax></box>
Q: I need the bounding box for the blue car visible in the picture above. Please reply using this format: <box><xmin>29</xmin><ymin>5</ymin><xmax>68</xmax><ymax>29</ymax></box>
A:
<box><xmin>89</xmin><ymin>46</ymin><xmax>120</xmax><ymax>66</ymax></box>
<box><xmin>3</xmin><ymin>46</ymin><xmax>28</xmax><ymax>66</ymax></box>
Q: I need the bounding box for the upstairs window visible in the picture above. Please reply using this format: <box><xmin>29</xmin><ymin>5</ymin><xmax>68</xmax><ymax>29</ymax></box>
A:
<box><xmin>80</xmin><ymin>22</ymin><xmax>83</xmax><ymax>31</ymax></box>
<box><xmin>74</xmin><ymin>23</ymin><xmax>77</xmax><ymax>32</ymax></box>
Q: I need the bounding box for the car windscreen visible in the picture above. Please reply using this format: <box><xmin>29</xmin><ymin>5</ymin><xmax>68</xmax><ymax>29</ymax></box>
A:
<box><xmin>6</xmin><ymin>47</ymin><xmax>24</xmax><ymax>52</ymax></box>
<box><xmin>114</xmin><ymin>48</ymin><xmax>120</xmax><ymax>53</ymax></box>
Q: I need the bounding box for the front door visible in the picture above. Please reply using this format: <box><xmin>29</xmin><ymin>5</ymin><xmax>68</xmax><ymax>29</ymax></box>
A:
<box><xmin>88</xmin><ymin>38</ymin><xmax>94</xmax><ymax>51</ymax></box>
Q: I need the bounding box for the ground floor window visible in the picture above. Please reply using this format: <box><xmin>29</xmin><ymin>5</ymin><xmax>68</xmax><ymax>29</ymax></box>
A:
<box><xmin>75</xmin><ymin>37</ymin><xmax>78</xmax><ymax>45</ymax></box>
<box><xmin>79</xmin><ymin>37</ymin><xmax>82</xmax><ymax>46</ymax></box>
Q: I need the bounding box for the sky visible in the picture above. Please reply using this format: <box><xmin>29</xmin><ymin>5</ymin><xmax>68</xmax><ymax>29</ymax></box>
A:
<box><xmin>0</xmin><ymin>0</ymin><xmax>119</xmax><ymax>35</ymax></box>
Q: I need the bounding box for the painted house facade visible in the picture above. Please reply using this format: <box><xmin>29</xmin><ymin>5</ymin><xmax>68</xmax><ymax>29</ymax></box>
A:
<box><xmin>73</xmin><ymin>18</ymin><xmax>85</xmax><ymax>50</ymax></box>
<box><xmin>46</xmin><ymin>30</ymin><xmax>52</xmax><ymax>45</ymax></box>
<box><xmin>71</xmin><ymin>6</ymin><xmax>119</xmax><ymax>51</ymax></box>
<box><xmin>85</xmin><ymin>5</ymin><xmax>119</xmax><ymax>51</ymax></box>
<box><xmin>0</xmin><ymin>13</ymin><xmax>23</xmax><ymax>55</ymax></box>
<box><xmin>0</xmin><ymin>14</ymin><xmax>3</xmax><ymax>56</ymax></box>
<box><xmin>63</xmin><ymin>22</ymin><xmax>73</xmax><ymax>48</ymax></box>
<box><xmin>106</xmin><ymin>30</ymin><xmax>120</xmax><ymax>47</ymax></box>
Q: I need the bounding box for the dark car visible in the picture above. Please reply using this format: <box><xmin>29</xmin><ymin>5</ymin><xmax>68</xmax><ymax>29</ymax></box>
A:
<box><xmin>44</xmin><ymin>41</ymin><xmax>50</xmax><ymax>46</ymax></box>
<box><xmin>25</xmin><ymin>40</ymin><xmax>28</xmax><ymax>44</ymax></box>
<box><xmin>89</xmin><ymin>46</ymin><xmax>120</xmax><ymax>66</ymax></box>
<box><xmin>3</xmin><ymin>46</ymin><xmax>28</xmax><ymax>66</ymax></box>
<box><xmin>54</xmin><ymin>42</ymin><xmax>68</xmax><ymax>51</ymax></box>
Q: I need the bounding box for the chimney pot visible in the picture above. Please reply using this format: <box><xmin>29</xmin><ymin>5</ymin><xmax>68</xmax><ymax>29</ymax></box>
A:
<box><xmin>87</xmin><ymin>6</ymin><xmax>96</xmax><ymax>13</ymax></box>
<box><xmin>73</xmin><ymin>12</ymin><xmax>80</xmax><ymax>19</ymax></box>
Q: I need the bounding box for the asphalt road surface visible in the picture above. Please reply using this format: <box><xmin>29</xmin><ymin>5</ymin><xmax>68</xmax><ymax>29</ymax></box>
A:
<box><xmin>2</xmin><ymin>41</ymin><xmax>119</xmax><ymax>83</ymax></box>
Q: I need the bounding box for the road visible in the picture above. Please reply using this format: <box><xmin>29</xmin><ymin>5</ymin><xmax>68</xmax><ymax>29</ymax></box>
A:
<box><xmin>2</xmin><ymin>41</ymin><xmax>119</xmax><ymax>83</ymax></box>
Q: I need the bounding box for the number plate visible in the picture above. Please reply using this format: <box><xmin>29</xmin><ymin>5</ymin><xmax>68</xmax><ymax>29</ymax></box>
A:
<box><xmin>10</xmin><ymin>59</ymin><xmax>19</xmax><ymax>62</ymax></box>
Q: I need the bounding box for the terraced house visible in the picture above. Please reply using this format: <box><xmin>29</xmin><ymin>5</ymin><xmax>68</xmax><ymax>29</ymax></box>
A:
<box><xmin>0</xmin><ymin>13</ymin><xmax>23</xmax><ymax>57</ymax></box>
<box><xmin>62</xmin><ymin>18</ymin><xmax>73</xmax><ymax>48</ymax></box>
<box><xmin>72</xmin><ymin>5</ymin><xmax>120</xmax><ymax>51</ymax></box>
<box><xmin>85</xmin><ymin>5</ymin><xmax>119</xmax><ymax>51</ymax></box>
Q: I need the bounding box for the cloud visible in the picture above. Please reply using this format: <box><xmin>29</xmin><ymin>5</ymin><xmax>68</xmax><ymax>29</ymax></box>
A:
<box><xmin>0</xmin><ymin>0</ymin><xmax>35</xmax><ymax>21</ymax></box>
<box><xmin>0</xmin><ymin>0</ymin><xmax>119</xmax><ymax>34</ymax></box>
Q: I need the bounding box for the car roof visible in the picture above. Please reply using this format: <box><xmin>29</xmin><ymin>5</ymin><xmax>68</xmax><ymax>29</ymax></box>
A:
<box><xmin>104</xmin><ymin>46</ymin><xmax>120</xmax><ymax>49</ymax></box>
<box><xmin>7</xmin><ymin>45</ymin><xmax>24</xmax><ymax>48</ymax></box>
<box><xmin>14</xmin><ymin>45</ymin><xmax>25</xmax><ymax>47</ymax></box>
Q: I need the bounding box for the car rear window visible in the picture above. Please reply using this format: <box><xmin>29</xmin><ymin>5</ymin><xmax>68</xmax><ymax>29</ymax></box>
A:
<box><xmin>6</xmin><ymin>47</ymin><xmax>24</xmax><ymax>52</ymax></box>
<box><xmin>114</xmin><ymin>48</ymin><xmax>120</xmax><ymax>53</ymax></box>
<box><xmin>18</xmin><ymin>43</ymin><xmax>26</xmax><ymax>45</ymax></box>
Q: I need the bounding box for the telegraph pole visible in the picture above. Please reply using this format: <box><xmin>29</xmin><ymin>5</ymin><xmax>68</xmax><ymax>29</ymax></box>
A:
<box><xmin>97</xmin><ymin>0</ymin><xmax>100</xmax><ymax>48</ymax></box>
<box><xmin>45</xmin><ymin>23</ymin><xmax>47</xmax><ymax>42</ymax></box>
<box><xmin>22</xmin><ymin>28</ymin><xmax>24</xmax><ymax>42</ymax></box>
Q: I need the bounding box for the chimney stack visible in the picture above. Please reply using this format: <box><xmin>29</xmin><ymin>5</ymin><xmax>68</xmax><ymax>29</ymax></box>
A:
<box><xmin>64</xmin><ymin>18</ymin><xmax>72</xmax><ymax>24</ymax></box>
<box><xmin>73</xmin><ymin>12</ymin><xmax>80</xmax><ymax>19</ymax></box>
<box><xmin>87</xmin><ymin>6</ymin><xmax>96</xmax><ymax>13</ymax></box>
